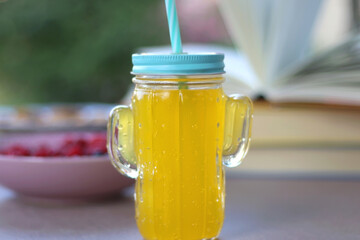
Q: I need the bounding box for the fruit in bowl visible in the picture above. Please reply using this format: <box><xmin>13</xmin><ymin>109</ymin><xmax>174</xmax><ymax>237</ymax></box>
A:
<box><xmin>1</xmin><ymin>132</ymin><xmax>108</xmax><ymax>157</ymax></box>
<box><xmin>0</xmin><ymin>132</ymin><xmax>134</xmax><ymax>199</ymax></box>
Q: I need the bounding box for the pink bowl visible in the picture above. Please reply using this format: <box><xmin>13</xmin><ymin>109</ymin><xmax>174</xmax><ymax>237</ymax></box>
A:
<box><xmin>0</xmin><ymin>133</ymin><xmax>134</xmax><ymax>199</ymax></box>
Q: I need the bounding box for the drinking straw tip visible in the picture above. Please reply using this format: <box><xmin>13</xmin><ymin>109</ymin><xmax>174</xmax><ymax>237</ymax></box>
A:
<box><xmin>165</xmin><ymin>0</ymin><xmax>183</xmax><ymax>54</ymax></box>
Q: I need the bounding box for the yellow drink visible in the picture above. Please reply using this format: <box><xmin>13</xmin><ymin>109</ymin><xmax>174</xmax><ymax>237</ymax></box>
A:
<box><xmin>132</xmin><ymin>83</ymin><xmax>225</xmax><ymax>240</ymax></box>
<box><xmin>107</xmin><ymin>53</ymin><xmax>253</xmax><ymax>240</ymax></box>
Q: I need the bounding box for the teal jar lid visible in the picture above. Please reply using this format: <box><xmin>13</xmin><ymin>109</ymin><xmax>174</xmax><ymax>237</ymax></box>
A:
<box><xmin>132</xmin><ymin>53</ymin><xmax>225</xmax><ymax>75</ymax></box>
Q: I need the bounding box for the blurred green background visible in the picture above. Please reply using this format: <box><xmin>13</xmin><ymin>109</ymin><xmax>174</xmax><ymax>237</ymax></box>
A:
<box><xmin>0</xmin><ymin>0</ymin><xmax>168</xmax><ymax>104</ymax></box>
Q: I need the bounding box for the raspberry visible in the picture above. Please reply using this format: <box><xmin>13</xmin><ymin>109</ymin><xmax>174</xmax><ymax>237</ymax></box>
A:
<box><xmin>86</xmin><ymin>133</ymin><xmax>107</xmax><ymax>155</ymax></box>
<box><xmin>75</xmin><ymin>138</ymin><xmax>87</xmax><ymax>148</ymax></box>
<box><xmin>60</xmin><ymin>142</ymin><xmax>84</xmax><ymax>156</ymax></box>
<box><xmin>4</xmin><ymin>145</ymin><xmax>30</xmax><ymax>156</ymax></box>
<box><xmin>34</xmin><ymin>145</ymin><xmax>53</xmax><ymax>157</ymax></box>
<box><xmin>58</xmin><ymin>134</ymin><xmax>87</xmax><ymax>156</ymax></box>
<box><xmin>64</xmin><ymin>144</ymin><xmax>83</xmax><ymax>156</ymax></box>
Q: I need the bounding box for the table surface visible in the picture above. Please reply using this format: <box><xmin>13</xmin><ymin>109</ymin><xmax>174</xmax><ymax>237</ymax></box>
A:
<box><xmin>1</xmin><ymin>178</ymin><xmax>360</xmax><ymax>240</ymax></box>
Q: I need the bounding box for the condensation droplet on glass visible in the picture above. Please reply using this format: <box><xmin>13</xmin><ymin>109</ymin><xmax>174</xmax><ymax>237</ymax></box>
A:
<box><xmin>216</xmin><ymin>97</ymin><xmax>220</xmax><ymax>102</ymax></box>
<box><xmin>139</xmin><ymin>149</ymin><xmax>143</xmax><ymax>154</ymax></box>
<box><xmin>139</xmin><ymin>171</ymin><xmax>144</xmax><ymax>202</ymax></box>
<box><xmin>162</xmin><ymin>150</ymin><xmax>166</xmax><ymax>155</ymax></box>
<box><xmin>119</xmin><ymin>124</ymin><xmax>123</xmax><ymax>129</ymax></box>
<box><xmin>138</xmin><ymin>123</ymin><xmax>142</xmax><ymax>128</ymax></box>
<box><xmin>217</xmin><ymin>122</ymin><xmax>220</xmax><ymax>128</ymax></box>
<box><xmin>161</xmin><ymin>123</ymin><xmax>165</xmax><ymax>128</ymax></box>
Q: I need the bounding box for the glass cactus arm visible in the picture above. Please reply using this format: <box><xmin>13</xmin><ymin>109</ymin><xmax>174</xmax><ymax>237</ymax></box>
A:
<box><xmin>222</xmin><ymin>94</ymin><xmax>253</xmax><ymax>168</ymax></box>
<box><xmin>107</xmin><ymin>105</ymin><xmax>138</xmax><ymax>179</ymax></box>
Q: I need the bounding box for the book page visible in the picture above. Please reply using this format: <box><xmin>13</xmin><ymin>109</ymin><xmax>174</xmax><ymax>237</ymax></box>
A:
<box><xmin>269</xmin><ymin>34</ymin><xmax>360</xmax><ymax>105</ymax></box>
<box><xmin>266</xmin><ymin>0</ymin><xmax>323</xmax><ymax>85</ymax></box>
<box><xmin>218</xmin><ymin>0</ymin><xmax>269</xmax><ymax>85</ymax></box>
<box><xmin>218</xmin><ymin>0</ymin><xmax>323</xmax><ymax>87</ymax></box>
<box><xmin>267</xmin><ymin>73</ymin><xmax>360</xmax><ymax>105</ymax></box>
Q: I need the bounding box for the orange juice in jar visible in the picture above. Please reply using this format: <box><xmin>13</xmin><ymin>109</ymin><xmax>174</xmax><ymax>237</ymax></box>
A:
<box><xmin>108</xmin><ymin>53</ymin><xmax>253</xmax><ymax>240</ymax></box>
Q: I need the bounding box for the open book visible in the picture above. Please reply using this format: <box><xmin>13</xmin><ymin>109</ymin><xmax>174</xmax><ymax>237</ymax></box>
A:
<box><xmin>143</xmin><ymin>0</ymin><xmax>360</xmax><ymax>106</ymax></box>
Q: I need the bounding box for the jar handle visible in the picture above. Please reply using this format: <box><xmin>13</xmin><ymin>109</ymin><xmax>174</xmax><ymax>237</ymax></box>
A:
<box><xmin>222</xmin><ymin>94</ymin><xmax>253</xmax><ymax>167</ymax></box>
<box><xmin>107</xmin><ymin>105</ymin><xmax>138</xmax><ymax>179</ymax></box>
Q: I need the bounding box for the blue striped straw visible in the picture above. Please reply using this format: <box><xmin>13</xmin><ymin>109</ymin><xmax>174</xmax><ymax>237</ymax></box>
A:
<box><xmin>165</xmin><ymin>0</ymin><xmax>183</xmax><ymax>54</ymax></box>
